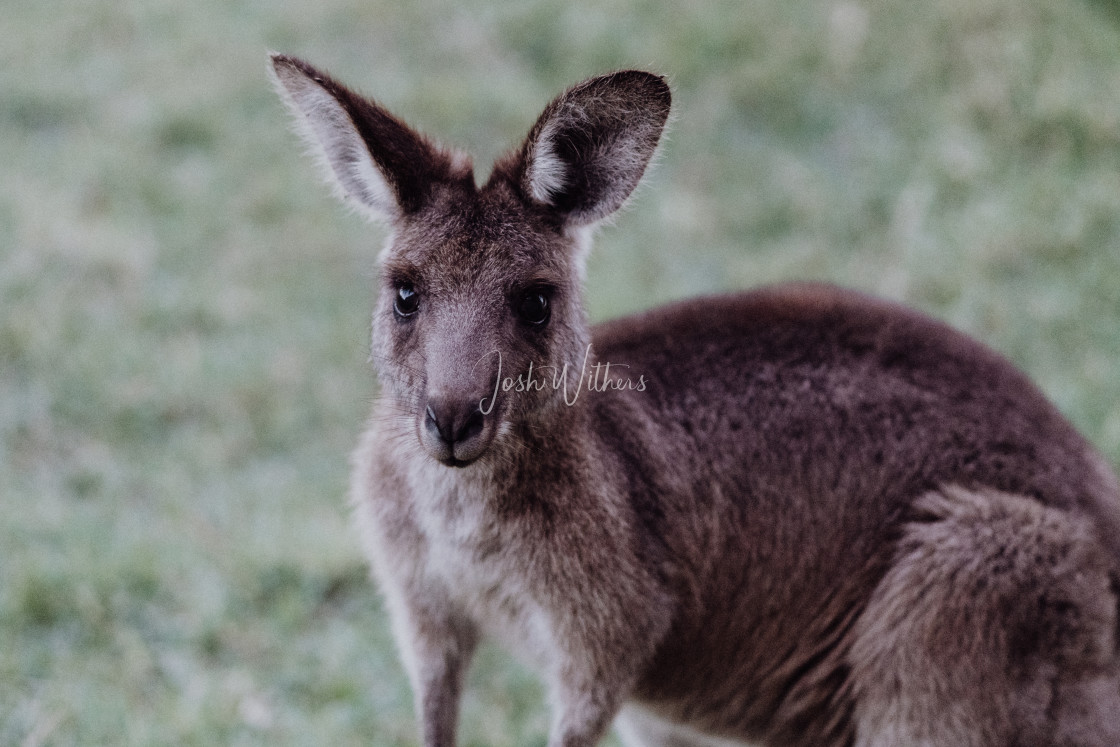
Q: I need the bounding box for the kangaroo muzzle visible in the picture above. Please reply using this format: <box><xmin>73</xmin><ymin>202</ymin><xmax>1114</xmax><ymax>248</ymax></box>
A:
<box><xmin>418</xmin><ymin>337</ymin><xmax>500</xmax><ymax>467</ymax></box>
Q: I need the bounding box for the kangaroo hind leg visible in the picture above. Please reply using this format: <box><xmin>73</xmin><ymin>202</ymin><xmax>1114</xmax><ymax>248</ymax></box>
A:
<box><xmin>849</xmin><ymin>485</ymin><xmax>1120</xmax><ymax>747</ymax></box>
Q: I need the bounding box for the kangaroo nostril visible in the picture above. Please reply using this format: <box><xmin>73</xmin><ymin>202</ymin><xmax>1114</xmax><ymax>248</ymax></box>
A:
<box><xmin>458</xmin><ymin>408</ymin><xmax>484</xmax><ymax>443</ymax></box>
<box><xmin>425</xmin><ymin>404</ymin><xmax>449</xmax><ymax>443</ymax></box>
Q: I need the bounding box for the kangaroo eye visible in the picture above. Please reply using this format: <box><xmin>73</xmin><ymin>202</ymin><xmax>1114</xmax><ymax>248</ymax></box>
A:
<box><xmin>516</xmin><ymin>289</ymin><xmax>550</xmax><ymax>326</ymax></box>
<box><xmin>394</xmin><ymin>284</ymin><xmax>420</xmax><ymax>318</ymax></box>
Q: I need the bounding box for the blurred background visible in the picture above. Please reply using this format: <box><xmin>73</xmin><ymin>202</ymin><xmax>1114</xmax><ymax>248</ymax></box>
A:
<box><xmin>3</xmin><ymin>0</ymin><xmax>1120</xmax><ymax>744</ymax></box>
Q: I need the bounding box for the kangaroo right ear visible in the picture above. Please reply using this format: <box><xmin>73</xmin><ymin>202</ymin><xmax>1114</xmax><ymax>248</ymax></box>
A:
<box><xmin>513</xmin><ymin>71</ymin><xmax>671</xmax><ymax>227</ymax></box>
<box><xmin>270</xmin><ymin>54</ymin><xmax>469</xmax><ymax>222</ymax></box>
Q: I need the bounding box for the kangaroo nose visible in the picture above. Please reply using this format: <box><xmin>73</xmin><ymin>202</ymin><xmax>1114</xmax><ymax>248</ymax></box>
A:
<box><xmin>425</xmin><ymin>399</ymin><xmax>485</xmax><ymax>447</ymax></box>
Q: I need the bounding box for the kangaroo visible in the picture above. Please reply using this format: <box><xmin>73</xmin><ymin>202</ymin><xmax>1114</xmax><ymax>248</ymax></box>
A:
<box><xmin>270</xmin><ymin>54</ymin><xmax>1120</xmax><ymax>746</ymax></box>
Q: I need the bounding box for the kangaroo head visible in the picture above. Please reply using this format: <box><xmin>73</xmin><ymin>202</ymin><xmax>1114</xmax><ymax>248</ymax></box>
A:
<box><xmin>271</xmin><ymin>56</ymin><xmax>670</xmax><ymax>467</ymax></box>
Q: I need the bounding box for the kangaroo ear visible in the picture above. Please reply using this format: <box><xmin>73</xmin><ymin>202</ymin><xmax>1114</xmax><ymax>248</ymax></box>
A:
<box><xmin>513</xmin><ymin>71</ymin><xmax>671</xmax><ymax>226</ymax></box>
<box><xmin>270</xmin><ymin>54</ymin><xmax>470</xmax><ymax>222</ymax></box>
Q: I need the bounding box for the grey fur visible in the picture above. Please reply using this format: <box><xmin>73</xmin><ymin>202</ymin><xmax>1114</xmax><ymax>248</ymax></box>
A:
<box><xmin>271</xmin><ymin>55</ymin><xmax>1120</xmax><ymax>746</ymax></box>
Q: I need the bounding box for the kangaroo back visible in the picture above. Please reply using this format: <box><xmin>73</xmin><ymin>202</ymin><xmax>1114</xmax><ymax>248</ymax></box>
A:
<box><xmin>271</xmin><ymin>55</ymin><xmax>1120</xmax><ymax>746</ymax></box>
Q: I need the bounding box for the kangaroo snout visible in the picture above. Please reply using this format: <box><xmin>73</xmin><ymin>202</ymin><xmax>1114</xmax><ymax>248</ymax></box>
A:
<box><xmin>416</xmin><ymin>336</ymin><xmax>502</xmax><ymax>467</ymax></box>
<box><xmin>422</xmin><ymin>396</ymin><xmax>488</xmax><ymax>467</ymax></box>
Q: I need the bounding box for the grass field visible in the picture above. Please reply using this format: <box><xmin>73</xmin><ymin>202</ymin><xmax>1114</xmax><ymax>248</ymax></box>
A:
<box><xmin>3</xmin><ymin>0</ymin><xmax>1120</xmax><ymax>744</ymax></box>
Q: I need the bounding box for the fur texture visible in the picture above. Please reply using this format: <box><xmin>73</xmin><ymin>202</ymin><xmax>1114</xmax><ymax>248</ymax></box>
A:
<box><xmin>271</xmin><ymin>56</ymin><xmax>1120</xmax><ymax>746</ymax></box>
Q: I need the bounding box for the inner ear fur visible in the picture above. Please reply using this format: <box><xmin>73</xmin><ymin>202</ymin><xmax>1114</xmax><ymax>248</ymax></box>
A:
<box><xmin>495</xmin><ymin>70</ymin><xmax>672</xmax><ymax>227</ymax></box>
<box><xmin>271</xmin><ymin>54</ymin><xmax>472</xmax><ymax>220</ymax></box>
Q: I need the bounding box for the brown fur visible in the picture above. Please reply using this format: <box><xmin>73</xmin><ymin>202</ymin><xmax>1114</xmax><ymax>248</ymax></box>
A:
<box><xmin>271</xmin><ymin>55</ymin><xmax>1120</xmax><ymax>746</ymax></box>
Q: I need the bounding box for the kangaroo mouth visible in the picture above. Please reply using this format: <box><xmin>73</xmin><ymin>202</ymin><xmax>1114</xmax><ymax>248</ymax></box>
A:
<box><xmin>439</xmin><ymin>455</ymin><xmax>477</xmax><ymax>469</ymax></box>
<box><xmin>421</xmin><ymin>434</ymin><xmax>489</xmax><ymax>467</ymax></box>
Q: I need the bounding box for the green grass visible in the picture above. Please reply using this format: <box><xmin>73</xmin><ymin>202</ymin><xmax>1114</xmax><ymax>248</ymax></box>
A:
<box><xmin>3</xmin><ymin>0</ymin><xmax>1120</xmax><ymax>743</ymax></box>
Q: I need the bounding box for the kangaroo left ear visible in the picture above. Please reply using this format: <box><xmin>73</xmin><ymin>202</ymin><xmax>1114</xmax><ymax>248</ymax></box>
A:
<box><xmin>510</xmin><ymin>71</ymin><xmax>671</xmax><ymax>227</ymax></box>
<box><xmin>270</xmin><ymin>54</ymin><xmax>471</xmax><ymax>223</ymax></box>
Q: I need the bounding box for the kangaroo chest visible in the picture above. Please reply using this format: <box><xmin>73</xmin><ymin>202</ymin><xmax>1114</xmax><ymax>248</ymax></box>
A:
<box><xmin>410</xmin><ymin>475</ymin><xmax>556</xmax><ymax>666</ymax></box>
